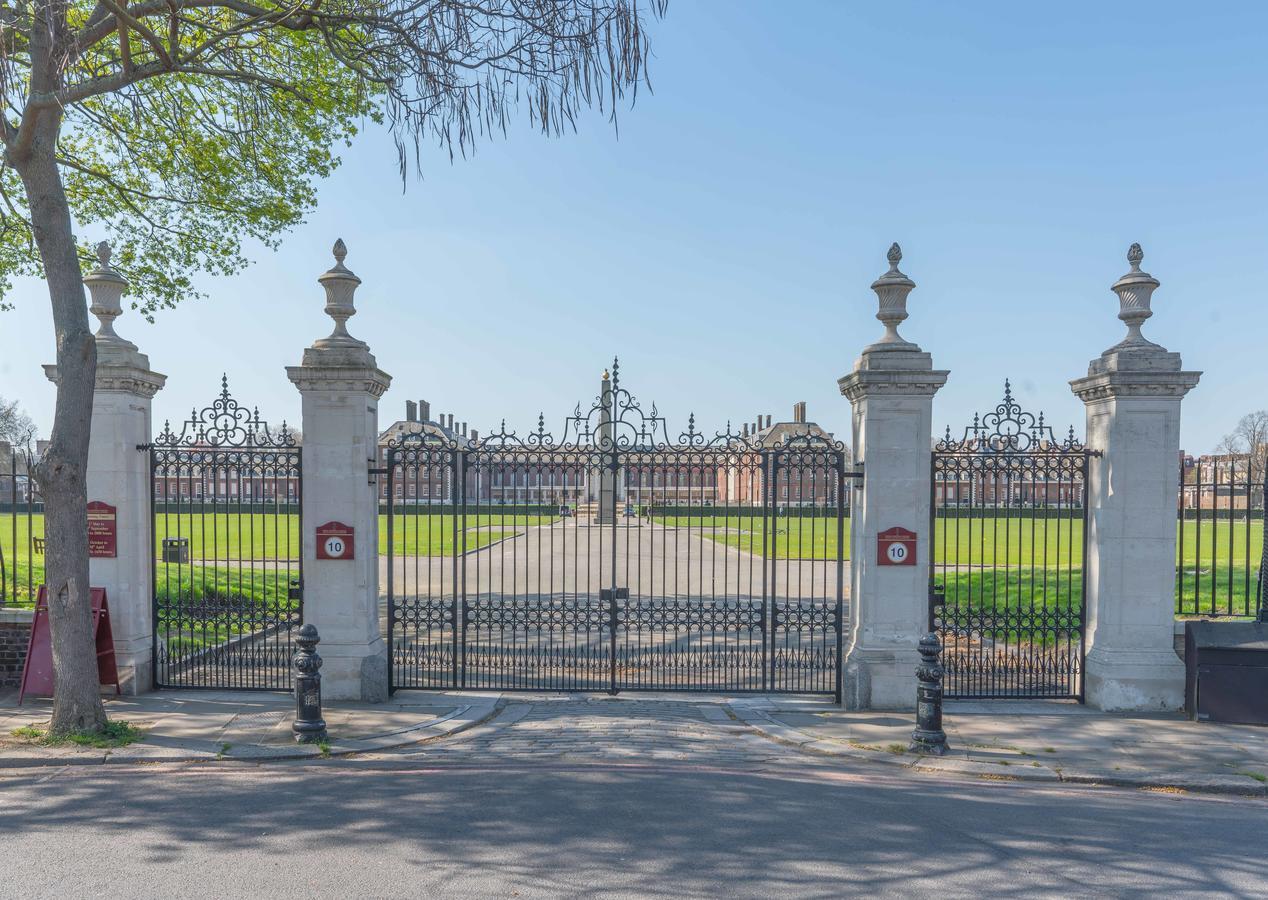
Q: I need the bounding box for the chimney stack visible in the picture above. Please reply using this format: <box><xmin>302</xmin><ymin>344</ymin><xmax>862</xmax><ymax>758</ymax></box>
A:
<box><xmin>447</xmin><ymin>414</ymin><xmax>454</xmax><ymax>430</ymax></box>
<box><xmin>461</xmin><ymin>422</ymin><xmax>467</xmax><ymax>436</ymax></box>
<box><xmin>405</xmin><ymin>400</ymin><xmax>418</xmax><ymax>423</ymax></box>
<box><xmin>419</xmin><ymin>400</ymin><xmax>431</xmax><ymax>422</ymax></box>
<box><xmin>743</xmin><ymin>423</ymin><xmax>750</xmax><ymax>437</ymax></box>
<box><xmin>793</xmin><ymin>402</ymin><xmax>807</xmax><ymax>424</ymax></box>
<box><xmin>766</xmin><ymin>414</ymin><xmax>772</xmax><ymax>428</ymax></box>
<box><xmin>470</xmin><ymin>429</ymin><xmax>479</xmax><ymax>442</ymax></box>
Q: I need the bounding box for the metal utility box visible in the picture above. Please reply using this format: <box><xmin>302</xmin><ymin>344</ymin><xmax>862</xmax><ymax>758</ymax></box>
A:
<box><xmin>1185</xmin><ymin>621</ymin><xmax>1268</xmax><ymax>725</ymax></box>
<box><xmin>161</xmin><ymin>537</ymin><xmax>190</xmax><ymax>564</ymax></box>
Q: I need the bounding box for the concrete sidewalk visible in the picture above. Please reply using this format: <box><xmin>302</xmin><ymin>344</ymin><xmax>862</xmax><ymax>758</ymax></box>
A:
<box><xmin>4</xmin><ymin>688</ymin><xmax>1267</xmax><ymax>797</ymax></box>
<box><xmin>730</xmin><ymin>697</ymin><xmax>1268</xmax><ymax>795</ymax></box>
<box><xmin>0</xmin><ymin>689</ymin><xmax>498</xmax><ymax>766</ymax></box>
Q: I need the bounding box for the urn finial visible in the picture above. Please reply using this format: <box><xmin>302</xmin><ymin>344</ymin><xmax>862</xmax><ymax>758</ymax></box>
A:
<box><xmin>314</xmin><ymin>237</ymin><xmax>367</xmax><ymax>350</ymax></box>
<box><xmin>1107</xmin><ymin>242</ymin><xmax>1163</xmax><ymax>353</ymax></box>
<box><xmin>85</xmin><ymin>239</ymin><xmax>136</xmax><ymax>351</ymax></box>
<box><xmin>866</xmin><ymin>242</ymin><xmax>918</xmax><ymax>352</ymax></box>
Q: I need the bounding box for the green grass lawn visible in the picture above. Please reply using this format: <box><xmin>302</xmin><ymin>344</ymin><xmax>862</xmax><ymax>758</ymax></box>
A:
<box><xmin>2</xmin><ymin>511</ymin><xmax>1261</xmax><ymax>616</ymax></box>
<box><xmin>149</xmin><ymin>512</ymin><xmax>556</xmax><ymax>559</ymax></box>
<box><xmin>155</xmin><ymin>565</ymin><xmax>298</xmax><ymax>657</ymax></box>
<box><xmin>935</xmin><ymin>570</ymin><xmax>1083</xmax><ymax>645</ymax></box>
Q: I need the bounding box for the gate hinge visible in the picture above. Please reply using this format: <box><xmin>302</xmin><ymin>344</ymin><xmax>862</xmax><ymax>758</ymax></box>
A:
<box><xmin>367</xmin><ymin>460</ymin><xmax>388</xmax><ymax>485</ymax></box>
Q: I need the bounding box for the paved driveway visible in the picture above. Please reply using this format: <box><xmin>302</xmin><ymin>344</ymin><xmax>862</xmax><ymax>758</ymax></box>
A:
<box><xmin>379</xmin><ymin>518</ymin><xmax>848</xmax><ymax>602</ymax></box>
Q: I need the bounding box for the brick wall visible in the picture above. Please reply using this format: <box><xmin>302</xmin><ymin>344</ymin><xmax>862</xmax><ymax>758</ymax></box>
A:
<box><xmin>0</xmin><ymin>609</ymin><xmax>33</xmax><ymax>688</ymax></box>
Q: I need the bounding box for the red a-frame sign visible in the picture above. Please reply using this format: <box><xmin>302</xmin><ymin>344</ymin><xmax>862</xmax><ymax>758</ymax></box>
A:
<box><xmin>18</xmin><ymin>586</ymin><xmax>121</xmax><ymax>704</ymax></box>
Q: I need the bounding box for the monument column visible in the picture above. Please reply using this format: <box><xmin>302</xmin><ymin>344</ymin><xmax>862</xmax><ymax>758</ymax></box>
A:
<box><xmin>838</xmin><ymin>244</ymin><xmax>948</xmax><ymax>709</ymax></box>
<box><xmin>286</xmin><ymin>240</ymin><xmax>392</xmax><ymax>702</ymax></box>
<box><xmin>1071</xmin><ymin>244</ymin><xmax>1200</xmax><ymax>710</ymax></box>
<box><xmin>596</xmin><ymin>368</ymin><xmax>616</xmax><ymax>523</ymax></box>
<box><xmin>45</xmin><ymin>243</ymin><xmax>166</xmax><ymax>694</ymax></box>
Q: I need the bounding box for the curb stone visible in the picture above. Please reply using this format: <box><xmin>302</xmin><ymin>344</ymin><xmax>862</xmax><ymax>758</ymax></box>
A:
<box><xmin>0</xmin><ymin>700</ymin><xmax>502</xmax><ymax>769</ymax></box>
<box><xmin>727</xmin><ymin>704</ymin><xmax>1268</xmax><ymax>798</ymax></box>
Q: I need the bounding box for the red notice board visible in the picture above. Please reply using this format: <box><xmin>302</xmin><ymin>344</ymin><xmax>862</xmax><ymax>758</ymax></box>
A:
<box><xmin>87</xmin><ymin>501</ymin><xmax>118</xmax><ymax>558</ymax></box>
<box><xmin>19</xmin><ymin>586</ymin><xmax>121</xmax><ymax>703</ymax></box>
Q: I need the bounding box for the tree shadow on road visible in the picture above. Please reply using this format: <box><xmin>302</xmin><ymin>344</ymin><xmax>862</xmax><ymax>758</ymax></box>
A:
<box><xmin>0</xmin><ymin>753</ymin><xmax>1263</xmax><ymax>896</ymax></box>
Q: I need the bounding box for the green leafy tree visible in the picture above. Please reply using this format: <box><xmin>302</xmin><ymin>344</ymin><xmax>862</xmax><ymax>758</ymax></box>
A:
<box><xmin>0</xmin><ymin>0</ymin><xmax>665</xmax><ymax>735</ymax></box>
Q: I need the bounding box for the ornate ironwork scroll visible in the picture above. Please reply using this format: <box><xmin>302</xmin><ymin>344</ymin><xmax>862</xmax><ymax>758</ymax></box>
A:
<box><xmin>146</xmin><ymin>377</ymin><xmax>302</xmax><ymax>690</ymax></box>
<box><xmin>931</xmin><ymin>382</ymin><xmax>1093</xmax><ymax>700</ymax></box>
<box><xmin>385</xmin><ymin>359</ymin><xmax>855</xmax><ymax>698</ymax></box>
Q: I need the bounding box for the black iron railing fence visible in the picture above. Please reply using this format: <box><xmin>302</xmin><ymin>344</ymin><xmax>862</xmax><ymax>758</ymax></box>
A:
<box><xmin>0</xmin><ymin>449</ymin><xmax>42</xmax><ymax>608</ymax></box>
<box><xmin>1177</xmin><ymin>457</ymin><xmax>1267</xmax><ymax>618</ymax></box>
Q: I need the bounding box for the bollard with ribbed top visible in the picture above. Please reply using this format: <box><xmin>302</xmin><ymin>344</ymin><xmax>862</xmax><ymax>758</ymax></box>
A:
<box><xmin>909</xmin><ymin>632</ymin><xmax>948</xmax><ymax>755</ymax></box>
<box><xmin>292</xmin><ymin>624</ymin><xmax>328</xmax><ymax>744</ymax></box>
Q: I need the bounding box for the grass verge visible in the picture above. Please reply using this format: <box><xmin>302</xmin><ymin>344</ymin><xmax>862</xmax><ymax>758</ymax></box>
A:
<box><xmin>11</xmin><ymin>720</ymin><xmax>145</xmax><ymax>748</ymax></box>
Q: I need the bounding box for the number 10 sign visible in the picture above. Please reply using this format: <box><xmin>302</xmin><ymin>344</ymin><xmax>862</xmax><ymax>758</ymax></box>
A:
<box><xmin>316</xmin><ymin>522</ymin><xmax>355</xmax><ymax>561</ymax></box>
<box><xmin>876</xmin><ymin>527</ymin><xmax>917</xmax><ymax>566</ymax></box>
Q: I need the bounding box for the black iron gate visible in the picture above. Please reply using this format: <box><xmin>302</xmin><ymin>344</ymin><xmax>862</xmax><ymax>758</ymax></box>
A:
<box><xmin>386</xmin><ymin>363</ymin><xmax>854</xmax><ymax>697</ymax></box>
<box><xmin>930</xmin><ymin>382</ymin><xmax>1093</xmax><ymax>699</ymax></box>
<box><xmin>146</xmin><ymin>378</ymin><xmax>302</xmax><ymax>689</ymax></box>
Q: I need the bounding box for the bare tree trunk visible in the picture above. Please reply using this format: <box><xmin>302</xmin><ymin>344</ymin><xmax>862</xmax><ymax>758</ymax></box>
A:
<box><xmin>12</xmin><ymin>113</ymin><xmax>107</xmax><ymax>735</ymax></box>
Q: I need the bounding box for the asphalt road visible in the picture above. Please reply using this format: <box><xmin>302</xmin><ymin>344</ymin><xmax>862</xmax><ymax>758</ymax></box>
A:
<box><xmin>2</xmin><ymin>753</ymin><xmax>1265</xmax><ymax>897</ymax></box>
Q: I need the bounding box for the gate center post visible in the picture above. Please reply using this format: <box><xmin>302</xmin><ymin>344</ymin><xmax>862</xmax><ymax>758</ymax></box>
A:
<box><xmin>286</xmin><ymin>240</ymin><xmax>392</xmax><ymax>702</ymax></box>
<box><xmin>837</xmin><ymin>244</ymin><xmax>948</xmax><ymax>710</ymax></box>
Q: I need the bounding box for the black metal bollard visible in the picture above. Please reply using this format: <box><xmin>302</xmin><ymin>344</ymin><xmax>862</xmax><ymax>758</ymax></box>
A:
<box><xmin>292</xmin><ymin>624</ymin><xmax>327</xmax><ymax>744</ymax></box>
<box><xmin>909</xmin><ymin>632</ymin><xmax>948</xmax><ymax>756</ymax></box>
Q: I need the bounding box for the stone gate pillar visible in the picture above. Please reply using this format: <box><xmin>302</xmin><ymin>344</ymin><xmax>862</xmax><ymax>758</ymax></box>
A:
<box><xmin>286</xmin><ymin>240</ymin><xmax>391</xmax><ymax>701</ymax></box>
<box><xmin>45</xmin><ymin>242</ymin><xmax>166</xmax><ymax>694</ymax></box>
<box><xmin>1071</xmin><ymin>244</ymin><xmax>1200</xmax><ymax>711</ymax></box>
<box><xmin>838</xmin><ymin>244</ymin><xmax>948</xmax><ymax>709</ymax></box>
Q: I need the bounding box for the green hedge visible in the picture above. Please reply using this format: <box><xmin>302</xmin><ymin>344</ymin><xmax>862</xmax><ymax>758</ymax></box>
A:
<box><xmin>934</xmin><ymin>507</ymin><xmax>1084</xmax><ymax>519</ymax></box>
<box><xmin>648</xmin><ymin>505</ymin><xmax>848</xmax><ymax>518</ymax></box>
<box><xmin>379</xmin><ymin>503</ymin><xmax>559</xmax><ymax>516</ymax></box>
<box><xmin>1179</xmin><ymin>508</ymin><xmax>1265</xmax><ymax>521</ymax></box>
<box><xmin>152</xmin><ymin>502</ymin><xmax>299</xmax><ymax>515</ymax></box>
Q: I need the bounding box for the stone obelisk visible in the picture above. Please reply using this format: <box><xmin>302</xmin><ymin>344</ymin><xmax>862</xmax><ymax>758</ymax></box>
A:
<box><xmin>596</xmin><ymin>368</ymin><xmax>617</xmax><ymax>524</ymax></box>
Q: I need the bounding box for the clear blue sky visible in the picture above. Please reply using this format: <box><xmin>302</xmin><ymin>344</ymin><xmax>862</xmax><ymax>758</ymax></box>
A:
<box><xmin>2</xmin><ymin>1</ymin><xmax>1265</xmax><ymax>453</ymax></box>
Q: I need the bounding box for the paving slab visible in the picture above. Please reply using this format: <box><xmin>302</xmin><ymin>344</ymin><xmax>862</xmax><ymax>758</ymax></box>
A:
<box><xmin>729</xmin><ymin>697</ymin><xmax>1268</xmax><ymax>796</ymax></box>
<box><xmin>0</xmin><ymin>688</ymin><xmax>497</xmax><ymax>766</ymax></box>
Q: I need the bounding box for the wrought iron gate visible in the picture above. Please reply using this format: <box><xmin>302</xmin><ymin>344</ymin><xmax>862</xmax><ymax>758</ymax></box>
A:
<box><xmin>386</xmin><ymin>363</ymin><xmax>854</xmax><ymax>697</ymax></box>
<box><xmin>146</xmin><ymin>378</ymin><xmax>303</xmax><ymax>689</ymax></box>
<box><xmin>930</xmin><ymin>382</ymin><xmax>1093</xmax><ymax>699</ymax></box>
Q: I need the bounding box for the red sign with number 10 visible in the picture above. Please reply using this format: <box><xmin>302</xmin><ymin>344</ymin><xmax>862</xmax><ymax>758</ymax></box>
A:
<box><xmin>316</xmin><ymin>521</ymin><xmax>355</xmax><ymax>560</ymax></box>
<box><xmin>877</xmin><ymin>527</ymin><xmax>917</xmax><ymax>566</ymax></box>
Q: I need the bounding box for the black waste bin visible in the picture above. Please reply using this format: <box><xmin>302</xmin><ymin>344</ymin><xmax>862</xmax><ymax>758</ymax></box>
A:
<box><xmin>1185</xmin><ymin>620</ymin><xmax>1268</xmax><ymax>724</ymax></box>
<box><xmin>162</xmin><ymin>537</ymin><xmax>190</xmax><ymax>564</ymax></box>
